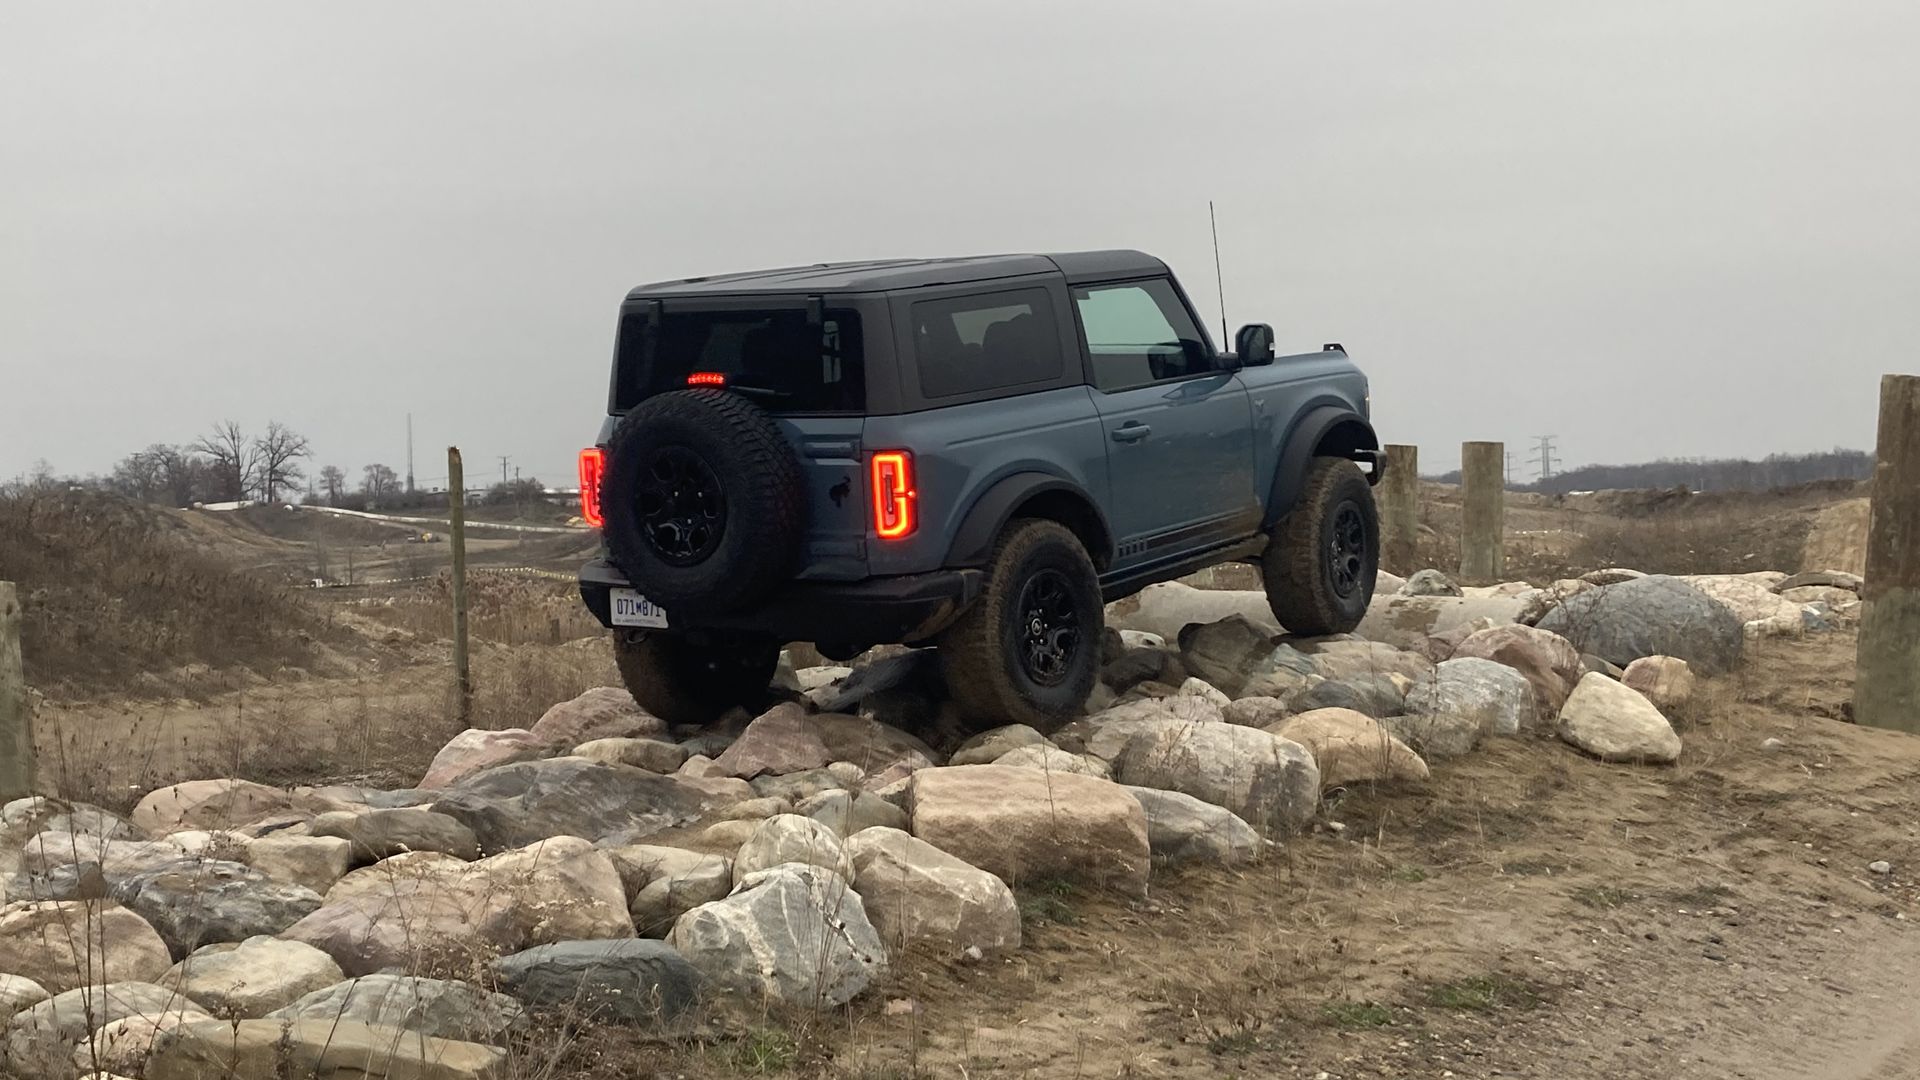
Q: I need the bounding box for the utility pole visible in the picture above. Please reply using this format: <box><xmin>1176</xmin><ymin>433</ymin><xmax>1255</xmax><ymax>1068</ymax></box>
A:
<box><xmin>1380</xmin><ymin>445</ymin><xmax>1419</xmax><ymax>575</ymax></box>
<box><xmin>1504</xmin><ymin>451</ymin><xmax>1516</xmax><ymax>486</ymax></box>
<box><xmin>1856</xmin><ymin>374</ymin><xmax>1920</xmax><ymax>732</ymax></box>
<box><xmin>447</xmin><ymin>448</ymin><xmax>471</xmax><ymax>725</ymax></box>
<box><xmin>1530</xmin><ymin>435</ymin><xmax>1558</xmax><ymax>482</ymax></box>
<box><xmin>1460</xmin><ymin>441</ymin><xmax>1506</xmax><ymax>583</ymax></box>
<box><xmin>498</xmin><ymin>456</ymin><xmax>511</xmax><ymax>486</ymax></box>
<box><xmin>406</xmin><ymin>413</ymin><xmax>416</xmax><ymax>494</ymax></box>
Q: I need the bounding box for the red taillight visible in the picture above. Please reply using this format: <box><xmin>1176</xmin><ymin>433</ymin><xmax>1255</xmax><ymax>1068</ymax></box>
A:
<box><xmin>871</xmin><ymin>450</ymin><xmax>916</xmax><ymax>539</ymax></box>
<box><xmin>686</xmin><ymin>371</ymin><xmax>728</xmax><ymax>387</ymax></box>
<box><xmin>578</xmin><ymin>447</ymin><xmax>605</xmax><ymax>528</ymax></box>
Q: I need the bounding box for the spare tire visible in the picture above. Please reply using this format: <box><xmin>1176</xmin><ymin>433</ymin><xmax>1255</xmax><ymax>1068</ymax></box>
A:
<box><xmin>600</xmin><ymin>388</ymin><xmax>806</xmax><ymax>612</ymax></box>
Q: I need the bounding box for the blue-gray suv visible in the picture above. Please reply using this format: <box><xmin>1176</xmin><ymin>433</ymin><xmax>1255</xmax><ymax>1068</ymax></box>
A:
<box><xmin>578</xmin><ymin>250</ymin><xmax>1383</xmax><ymax>731</ymax></box>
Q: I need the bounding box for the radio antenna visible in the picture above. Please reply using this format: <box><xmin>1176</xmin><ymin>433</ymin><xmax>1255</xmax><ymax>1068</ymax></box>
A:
<box><xmin>1208</xmin><ymin>200</ymin><xmax>1229</xmax><ymax>350</ymax></box>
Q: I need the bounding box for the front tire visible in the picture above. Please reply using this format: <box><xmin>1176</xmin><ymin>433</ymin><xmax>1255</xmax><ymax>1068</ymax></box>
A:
<box><xmin>612</xmin><ymin>631</ymin><xmax>780</xmax><ymax>728</ymax></box>
<box><xmin>1262</xmin><ymin>457</ymin><xmax>1380</xmax><ymax>636</ymax></box>
<box><xmin>939</xmin><ymin>520</ymin><xmax>1103</xmax><ymax>734</ymax></box>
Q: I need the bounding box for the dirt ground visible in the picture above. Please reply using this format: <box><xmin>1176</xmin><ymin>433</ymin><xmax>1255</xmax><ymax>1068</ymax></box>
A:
<box><xmin>654</xmin><ymin>630</ymin><xmax>1914</xmax><ymax>1080</ymax></box>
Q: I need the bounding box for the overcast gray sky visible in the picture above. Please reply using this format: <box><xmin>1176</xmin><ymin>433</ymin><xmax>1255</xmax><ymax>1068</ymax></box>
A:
<box><xmin>4</xmin><ymin>1</ymin><xmax>1915</xmax><ymax>485</ymax></box>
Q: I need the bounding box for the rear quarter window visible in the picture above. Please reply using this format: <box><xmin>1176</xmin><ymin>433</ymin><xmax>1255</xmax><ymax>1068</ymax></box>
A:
<box><xmin>613</xmin><ymin>307</ymin><xmax>864</xmax><ymax>414</ymax></box>
<box><xmin>910</xmin><ymin>288</ymin><xmax>1063</xmax><ymax>399</ymax></box>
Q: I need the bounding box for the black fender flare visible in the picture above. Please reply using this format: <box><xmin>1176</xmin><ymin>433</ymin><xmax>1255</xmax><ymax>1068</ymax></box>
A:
<box><xmin>1262</xmin><ymin>407</ymin><xmax>1381</xmax><ymax>530</ymax></box>
<box><xmin>944</xmin><ymin>472</ymin><xmax>1115</xmax><ymax>570</ymax></box>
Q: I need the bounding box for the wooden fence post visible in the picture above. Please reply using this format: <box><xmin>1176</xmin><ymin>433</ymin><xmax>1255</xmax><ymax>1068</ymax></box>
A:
<box><xmin>1459</xmin><ymin>441</ymin><xmax>1506</xmax><ymax>584</ymax></box>
<box><xmin>448</xmin><ymin>449</ymin><xmax>472</xmax><ymax>725</ymax></box>
<box><xmin>0</xmin><ymin>582</ymin><xmax>33</xmax><ymax>800</ymax></box>
<box><xmin>1381</xmin><ymin>444</ymin><xmax>1420</xmax><ymax>574</ymax></box>
<box><xmin>1856</xmin><ymin>374</ymin><xmax>1920</xmax><ymax>732</ymax></box>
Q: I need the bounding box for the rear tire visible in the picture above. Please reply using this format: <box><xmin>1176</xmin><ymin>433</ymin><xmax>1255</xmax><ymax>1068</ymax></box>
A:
<box><xmin>612</xmin><ymin>631</ymin><xmax>780</xmax><ymax>728</ymax></box>
<box><xmin>938</xmin><ymin>520</ymin><xmax>1103</xmax><ymax>734</ymax></box>
<box><xmin>1262</xmin><ymin>457</ymin><xmax>1379</xmax><ymax>636</ymax></box>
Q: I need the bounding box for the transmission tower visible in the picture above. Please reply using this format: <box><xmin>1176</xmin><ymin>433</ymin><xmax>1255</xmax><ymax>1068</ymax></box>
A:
<box><xmin>1530</xmin><ymin>435</ymin><xmax>1558</xmax><ymax>482</ymax></box>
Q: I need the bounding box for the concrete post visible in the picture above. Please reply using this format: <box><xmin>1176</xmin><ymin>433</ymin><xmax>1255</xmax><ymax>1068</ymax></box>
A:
<box><xmin>1459</xmin><ymin>441</ymin><xmax>1505</xmax><ymax>584</ymax></box>
<box><xmin>1856</xmin><ymin>374</ymin><xmax>1920</xmax><ymax>732</ymax></box>
<box><xmin>0</xmin><ymin>582</ymin><xmax>32</xmax><ymax>800</ymax></box>
<box><xmin>1381</xmin><ymin>444</ymin><xmax>1420</xmax><ymax>574</ymax></box>
<box><xmin>447</xmin><ymin>449</ymin><xmax>472</xmax><ymax>725</ymax></box>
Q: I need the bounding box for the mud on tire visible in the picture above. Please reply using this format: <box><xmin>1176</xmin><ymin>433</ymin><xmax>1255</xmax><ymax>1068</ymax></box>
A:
<box><xmin>613</xmin><ymin>631</ymin><xmax>780</xmax><ymax>728</ymax></box>
<box><xmin>1262</xmin><ymin>456</ymin><xmax>1379</xmax><ymax>636</ymax></box>
<box><xmin>938</xmin><ymin>519</ymin><xmax>1103</xmax><ymax>734</ymax></box>
<box><xmin>600</xmin><ymin>388</ymin><xmax>806</xmax><ymax>612</ymax></box>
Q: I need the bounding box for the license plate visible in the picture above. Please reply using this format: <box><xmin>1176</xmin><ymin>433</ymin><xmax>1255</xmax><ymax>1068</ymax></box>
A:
<box><xmin>609</xmin><ymin>588</ymin><xmax>669</xmax><ymax>628</ymax></box>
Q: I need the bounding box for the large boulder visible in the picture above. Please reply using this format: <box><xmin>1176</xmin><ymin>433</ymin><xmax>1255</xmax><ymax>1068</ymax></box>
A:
<box><xmin>1123</xmin><ymin>788</ymin><xmax>1262</xmax><ymax>867</ymax></box>
<box><xmin>144</xmin><ymin>1019</ymin><xmax>503</xmax><ymax>1080</ymax></box>
<box><xmin>990</xmin><ymin>745</ymin><xmax>1111</xmax><ymax>778</ymax></box>
<box><xmin>1294</xmin><ymin>639</ymin><xmax>1434</xmax><ymax>683</ymax></box>
<box><xmin>1269</xmin><ymin>709</ymin><xmax>1430</xmax><ymax>788</ymax></box>
<box><xmin>1096</xmin><ymin>715</ymin><xmax>1321</xmax><ymax>835</ymax></box>
<box><xmin>239</xmin><ymin>834</ymin><xmax>353</xmax><ymax>894</ymax></box>
<box><xmin>602</xmin><ymin>846</ymin><xmax>733</xmax><ymax>937</ymax></box>
<box><xmin>1399</xmin><ymin>569</ymin><xmax>1462</xmax><ymax>597</ymax></box>
<box><xmin>528</xmin><ymin>686</ymin><xmax>665</xmax><ymax>747</ymax></box>
<box><xmin>0</xmin><ymin>973</ymin><xmax>49</xmax><ymax>1019</ymax></box>
<box><xmin>572</xmin><ymin>737</ymin><xmax>689</xmax><ymax>774</ymax></box>
<box><xmin>1680</xmin><ymin>573</ymin><xmax>1803</xmax><ymax>624</ymax></box>
<box><xmin>131</xmin><ymin>779</ymin><xmax>310</xmax><ymax>835</ymax></box>
<box><xmin>1622</xmin><ymin>655</ymin><xmax>1697</xmax><ymax>715</ymax></box>
<box><xmin>844</xmin><ymin>828</ymin><xmax>1021</xmax><ymax>955</ymax></box>
<box><xmin>0</xmin><ymin>902</ymin><xmax>171</xmax><ymax>994</ymax></box>
<box><xmin>1354</xmin><ymin>593</ymin><xmax>1529</xmax><ymax>651</ymax></box>
<box><xmin>668</xmin><ymin>863</ymin><xmax>887</xmax><ymax>1008</ymax></box>
<box><xmin>418</xmin><ymin>728</ymin><xmax>548</xmax><ymax>789</ymax></box>
<box><xmin>948</xmin><ymin>725</ymin><xmax>1052</xmax><ymax>766</ymax></box>
<box><xmin>19</xmin><ymin>832</ymin><xmax>189</xmax><ymax>882</ymax></box>
<box><xmin>1288</xmin><ymin>674</ymin><xmax>1406</xmax><ymax>719</ymax></box>
<box><xmin>1106</xmin><ymin>584</ymin><xmax>1277</xmax><ymax>643</ymax></box>
<box><xmin>1450</xmin><ymin>624</ymin><xmax>1584</xmax><ymax>716</ymax></box>
<box><xmin>795</xmin><ymin>789</ymin><xmax>909</xmax><ymax>837</ymax></box>
<box><xmin>163</xmin><ymin>936</ymin><xmax>343</xmax><ymax>1017</ymax></box>
<box><xmin>806</xmin><ymin>713</ymin><xmax>937</xmax><ymax>776</ymax></box>
<box><xmin>905</xmin><ymin>765</ymin><xmax>1151</xmax><ymax>895</ymax></box>
<box><xmin>269</xmin><ymin>974</ymin><xmax>524</xmax><ymax>1042</ymax></box>
<box><xmin>282</xmin><ymin>837</ymin><xmax>632</xmax><ymax>976</ymax></box>
<box><xmin>110</xmin><ymin>859</ymin><xmax>322</xmax><ymax>959</ymax></box>
<box><xmin>494</xmin><ymin>940</ymin><xmax>701</xmax><ymax>1025</ymax></box>
<box><xmin>710</xmin><ymin>703</ymin><xmax>834</xmax><ymax>780</ymax></box>
<box><xmin>731</xmin><ymin>815</ymin><xmax>853</xmax><ymax>885</ymax></box>
<box><xmin>1536</xmin><ymin>575</ymin><xmax>1743</xmax><ymax>674</ymax></box>
<box><xmin>5</xmin><ymin>981</ymin><xmax>210</xmax><ymax>1080</ymax></box>
<box><xmin>1557</xmin><ymin>672</ymin><xmax>1683</xmax><ymax>764</ymax></box>
<box><xmin>433</xmin><ymin>758</ymin><xmax>704</xmax><ymax>851</ymax></box>
<box><xmin>1404</xmin><ymin>656</ymin><xmax>1539</xmax><ymax>738</ymax></box>
<box><xmin>1177</xmin><ymin>615</ymin><xmax>1277</xmax><ymax>697</ymax></box>
<box><xmin>309</xmin><ymin>808</ymin><xmax>480</xmax><ymax>864</ymax></box>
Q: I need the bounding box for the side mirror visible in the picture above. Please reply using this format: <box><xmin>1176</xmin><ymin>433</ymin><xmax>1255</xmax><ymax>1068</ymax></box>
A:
<box><xmin>1234</xmin><ymin>324</ymin><xmax>1276</xmax><ymax>366</ymax></box>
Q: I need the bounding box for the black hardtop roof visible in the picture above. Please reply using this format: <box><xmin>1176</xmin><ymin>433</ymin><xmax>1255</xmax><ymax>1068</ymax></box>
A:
<box><xmin>624</xmin><ymin>249</ymin><xmax>1169</xmax><ymax>300</ymax></box>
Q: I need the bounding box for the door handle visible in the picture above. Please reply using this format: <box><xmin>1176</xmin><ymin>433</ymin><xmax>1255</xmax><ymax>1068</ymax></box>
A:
<box><xmin>1111</xmin><ymin>422</ymin><xmax>1152</xmax><ymax>443</ymax></box>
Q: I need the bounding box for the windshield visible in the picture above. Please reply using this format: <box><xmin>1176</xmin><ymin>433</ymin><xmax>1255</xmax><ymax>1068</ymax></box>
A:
<box><xmin>612</xmin><ymin>305</ymin><xmax>865</xmax><ymax>413</ymax></box>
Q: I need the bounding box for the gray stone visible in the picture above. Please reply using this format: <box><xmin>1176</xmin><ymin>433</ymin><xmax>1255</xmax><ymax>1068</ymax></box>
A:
<box><xmin>719</xmin><ymin>796</ymin><xmax>790</xmax><ymax>821</ymax></box>
<box><xmin>795</xmin><ymin>789</ymin><xmax>909</xmax><ymax>837</ymax></box>
<box><xmin>268</xmin><ymin>973</ymin><xmax>525</xmax><ymax>1041</ymax></box>
<box><xmin>528</xmin><ymin>685</ymin><xmax>666</xmax><ymax>747</ymax></box>
<box><xmin>1289</xmin><ymin>674</ymin><xmax>1407</xmax><ymax>719</ymax></box>
<box><xmin>308</xmin><ymin>807</ymin><xmax>479</xmax><ymax>864</ymax></box>
<box><xmin>807</xmin><ymin>713</ymin><xmax>937</xmax><ymax>776</ymax></box>
<box><xmin>845</xmin><ymin>828</ymin><xmax>1021</xmax><ymax>955</ymax></box>
<box><xmin>749</xmin><ymin>767</ymin><xmax>848</xmax><ymax>803</ymax></box>
<box><xmin>1451</xmin><ymin>624</ymin><xmax>1585</xmax><ymax>716</ymax></box>
<box><xmin>1123</xmin><ymin>787</ymin><xmax>1262</xmax><ymax>866</ymax></box>
<box><xmin>111</xmin><ymin>859</ymin><xmax>323</xmax><ymax>959</ymax></box>
<box><xmin>602</xmin><ymin>845</ymin><xmax>734</xmax><ymax>937</ymax></box>
<box><xmin>1557</xmin><ymin>671</ymin><xmax>1683</xmax><ymax>764</ymax></box>
<box><xmin>904</xmin><ymin>765</ymin><xmax>1151</xmax><ymax>895</ymax></box>
<box><xmin>1177</xmin><ymin>615</ymin><xmax>1276</xmax><ymax>697</ymax></box>
<box><xmin>0</xmin><ymin>973</ymin><xmax>50</xmax><ymax>1020</ymax></box>
<box><xmin>20</xmin><ymin>832</ymin><xmax>188</xmax><ymax>882</ymax></box>
<box><xmin>0</xmin><ymin>902</ymin><xmax>172</xmax><ymax>995</ymax></box>
<box><xmin>1405</xmin><ymin>656</ymin><xmax>1538</xmax><ymax>738</ymax></box>
<box><xmin>1399</xmin><ymin>569</ymin><xmax>1462</xmax><ymax>597</ymax></box>
<box><xmin>732</xmin><ymin>814</ymin><xmax>853</xmax><ymax>885</ymax></box>
<box><xmin>1776</xmin><ymin>570</ymin><xmax>1863</xmax><ymax>593</ymax></box>
<box><xmin>949</xmin><ymin>724</ymin><xmax>1052</xmax><ymax>766</ymax></box>
<box><xmin>1221</xmin><ymin>696</ymin><xmax>1291</xmax><ymax>728</ymax></box>
<box><xmin>1379</xmin><ymin>711</ymin><xmax>1484</xmax><ymax>760</ymax></box>
<box><xmin>5</xmin><ymin>982</ymin><xmax>210</xmax><ymax>1080</ymax></box>
<box><xmin>991</xmin><ymin>745</ymin><xmax>1111</xmax><ymax>778</ymax></box>
<box><xmin>1099</xmin><ymin>714</ymin><xmax>1321</xmax><ymax>835</ymax></box>
<box><xmin>494</xmin><ymin>939</ymin><xmax>700</xmax><ymax>1025</ymax></box>
<box><xmin>240</xmin><ymin>834</ymin><xmax>353</xmax><ymax>893</ymax></box>
<box><xmin>143</xmin><ymin>1019</ymin><xmax>502</xmax><ymax>1080</ymax></box>
<box><xmin>1354</xmin><ymin>593</ymin><xmax>1529</xmax><ymax>651</ymax></box>
<box><xmin>1105</xmin><ymin>583</ymin><xmax>1278</xmax><ymax>642</ymax></box>
<box><xmin>1100</xmin><ymin>647</ymin><xmax>1173</xmax><ymax>694</ymax></box>
<box><xmin>1537</xmin><ymin>574</ymin><xmax>1744</xmax><ymax>675</ymax></box>
<box><xmin>433</xmin><ymin>758</ymin><xmax>705</xmax><ymax>852</ymax></box>
<box><xmin>668</xmin><ymin>863</ymin><xmax>887</xmax><ymax>1008</ymax></box>
<box><xmin>163</xmin><ymin>936</ymin><xmax>343</xmax><ymax>1017</ymax></box>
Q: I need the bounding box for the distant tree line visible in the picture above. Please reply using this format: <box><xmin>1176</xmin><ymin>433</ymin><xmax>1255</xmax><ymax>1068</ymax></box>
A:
<box><xmin>1426</xmin><ymin>448</ymin><xmax>1872</xmax><ymax>494</ymax></box>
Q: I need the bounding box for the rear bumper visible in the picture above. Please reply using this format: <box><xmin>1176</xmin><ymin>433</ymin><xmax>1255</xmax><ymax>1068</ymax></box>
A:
<box><xmin>578</xmin><ymin>558</ymin><xmax>986</xmax><ymax>645</ymax></box>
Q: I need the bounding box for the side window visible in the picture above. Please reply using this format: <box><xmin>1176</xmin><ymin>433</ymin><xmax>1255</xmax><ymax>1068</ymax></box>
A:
<box><xmin>1074</xmin><ymin>278</ymin><xmax>1213</xmax><ymax>392</ymax></box>
<box><xmin>911</xmin><ymin>288</ymin><xmax>1063</xmax><ymax>399</ymax></box>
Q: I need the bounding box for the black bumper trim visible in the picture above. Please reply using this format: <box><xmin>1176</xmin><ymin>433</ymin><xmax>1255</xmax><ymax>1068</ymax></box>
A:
<box><xmin>578</xmin><ymin>559</ymin><xmax>986</xmax><ymax>645</ymax></box>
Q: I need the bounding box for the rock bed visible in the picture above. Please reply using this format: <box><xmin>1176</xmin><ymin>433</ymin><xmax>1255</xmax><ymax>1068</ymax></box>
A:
<box><xmin>0</xmin><ymin>567</ymin><xmax>1857</xmax><ymax>1078</ymax></box>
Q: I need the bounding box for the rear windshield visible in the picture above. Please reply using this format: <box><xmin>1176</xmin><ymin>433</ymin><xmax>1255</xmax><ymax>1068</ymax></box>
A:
<box><xmin>612</xmin><ymin>306</ymin><xmax>864</xmax><ymax>413</ymax></box>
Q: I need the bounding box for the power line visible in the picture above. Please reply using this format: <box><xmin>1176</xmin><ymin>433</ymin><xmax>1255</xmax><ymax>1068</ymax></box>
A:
<box><xmin>1530</xmin><ymin>435</ymin><xmax>1558</xmax><ymax>482</ymax></box>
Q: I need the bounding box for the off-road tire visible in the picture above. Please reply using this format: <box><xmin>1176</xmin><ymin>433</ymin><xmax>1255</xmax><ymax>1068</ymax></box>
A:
<box><xmin>612</xmin><ymin>631</ymin><xmax>780</xmax><ymax>728</ymax></box>
<box><xmin>1262</xmin><ymin>457</ymin><xmax>1379</xmax><ymax>636</ymax></box>
<box><xmin>600</xmin><ymin>388</ymin><xmax>806</xmax><ymax>612</ymax></box>
<box><xmin>938</xmin><ymin>519</ymin><xmax>1103</xmax><ymax>734</ymax></box>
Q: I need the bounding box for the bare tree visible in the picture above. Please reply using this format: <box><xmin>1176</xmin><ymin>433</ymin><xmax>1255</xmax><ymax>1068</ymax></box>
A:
<box><xmin>193</xmin><ymin>422</ymin><xmax>255</xmax><ymax>502</ymax></box>
<box><xmin>251</xmin><ymin>421</ymin><xmax>311</xmax><ymax>503</ymax></box>
<box><xmin>318</xmin><ymin>465</ymin><xmax>346</xmax><ymax>505</ymax></box>
<box><xmin>361</xmin><ymin>463</ymin><xmax>401</xmax><ymax>498</ymax></box>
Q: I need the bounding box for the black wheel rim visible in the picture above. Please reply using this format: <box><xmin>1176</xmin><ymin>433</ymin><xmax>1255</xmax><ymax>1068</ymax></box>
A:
<box><xmin>1012</xmin><ymin>569</ymin><xmax>1081</xmax><ymax>687</ymax></box>
<box><xmin>1328</xmin><ymin>500</ymin><xmax>1368</xmax><ymax>598</ymax></box>
<box><xmin>637</xmin><ymin>446</ymin><xmax>725</xmax><ymax>566</ymax></box>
